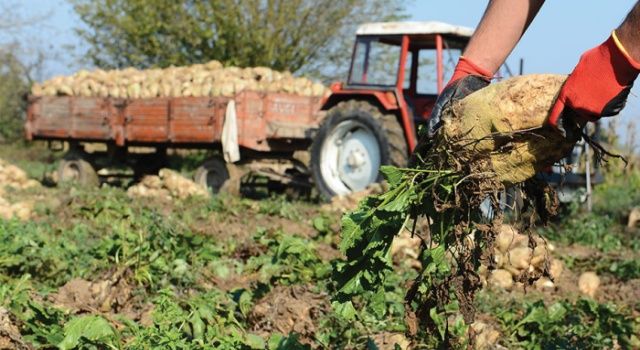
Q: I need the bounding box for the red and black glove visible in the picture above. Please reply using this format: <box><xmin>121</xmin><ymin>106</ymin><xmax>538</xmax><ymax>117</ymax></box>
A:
<box><xmin>549</xmin><ymin>31</ymin><xmax>640</xmax><ymax>137</ymax></box>
<box><xmin>425</xmin><ymin>57</ymin><xmax>493</xmax><ymax>138</ymax></box>
<box><xmin>411</xmin><ymin>57</ymin><xmax>492</xmax><ymax>165</ymax></box>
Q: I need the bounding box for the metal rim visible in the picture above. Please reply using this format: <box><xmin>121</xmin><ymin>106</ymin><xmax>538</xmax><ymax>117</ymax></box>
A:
<box><xmin>61</xmin><ymin>161</ymin><xmax>81</xmax><ymax>181</ymax></box>
<box><xmin>319</xmin><ymin>119</ymin><xmax>381</xmax><ymax>195</ymax></box>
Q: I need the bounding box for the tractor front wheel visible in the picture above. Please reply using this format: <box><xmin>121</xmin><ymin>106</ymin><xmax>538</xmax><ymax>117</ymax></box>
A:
<box><xmin>310</xmin><ymin>100</ymin><xmax>408</xmax><ymax>199</ymax></box>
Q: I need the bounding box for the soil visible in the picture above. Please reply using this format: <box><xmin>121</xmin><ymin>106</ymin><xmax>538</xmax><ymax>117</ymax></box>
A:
<box><xmin>196</xmin><ymin>212</ymin><xmax>317</xmax><ymax>242</ymax></box>
<box><xmin>49</xmin><ymin>270</ymin><xmax>151</xmax><ymax>325</ymax></box>
<box><xmin>369</xmin><ymin>332</ymin><xmax>411</xmax><ymax>350</ymax></box>
<box><xmin>249</xmin><ymin>285</ymin><xmax>329</xmax><ymax>346</ymax></box>
<box><xmin>0</xmin><ymin>307</ymin><xmax>30</xmax><ymax>350</ymax></box>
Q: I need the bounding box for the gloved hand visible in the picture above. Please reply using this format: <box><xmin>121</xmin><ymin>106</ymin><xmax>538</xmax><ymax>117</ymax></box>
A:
<box><xmin>411</xmin><ymin>57</ymin><xmax>492</xmax><ymax>165</ymax></box>
<box><xmin>549</xmin><ymin>31</ymin><xmax>640</xmax><ymax>137</ymax></box>
<box><xmin>426</xmin><ymin>57</ymin><xmax>492</xmax><ymax>138</ymax></box>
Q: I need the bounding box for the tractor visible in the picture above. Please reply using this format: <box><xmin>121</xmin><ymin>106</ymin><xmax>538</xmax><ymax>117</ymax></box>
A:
<box><xmin>25</xmin><ymin>20</ymin><xmax>599</xmax><ymax>203</ymax></box>
<box><xmin>310</xmin><ymin>21</ymin><xmax>473</xmax><ymax>198</ymax></box>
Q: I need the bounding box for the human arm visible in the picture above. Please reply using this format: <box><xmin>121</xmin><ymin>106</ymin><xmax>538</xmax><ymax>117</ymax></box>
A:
<box><xmin>426</xmin><ymin>0</ymin><xmax>545</xmax><ymax>137</ymax></box>
<box><xmin>456</xmin><ymin>0</ymin><xmax>545</xmax><ymax>79</ymax></box>
<box><xmin>548</xmin><ymin>2</ymin><xmax>640</xmax><ymax>134</ymax></box>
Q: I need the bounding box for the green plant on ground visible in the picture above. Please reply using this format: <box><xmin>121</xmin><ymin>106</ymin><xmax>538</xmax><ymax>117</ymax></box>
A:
<box><xmin>245</xmin><ymin>229</ymin><xmax>330</xmax><ymax>285</ymax></box>
<box><xmin>2</xmin><ymin>139</ymin><xmax>640</xmax><ymax>349</ymax></box>
<box><xmin>541</xmin><ymin>213</ymin><xmax>638</xmax><ymax>252</ymax></box>
<box><xmin>592</xmin><ymin>162</ymin><xmax>640</xmax><ymax>221</ymax></box>
<box><xmin>496</xmin><ymin>298</ymin><xmax>639</xmax><ymax>349</ymax></box>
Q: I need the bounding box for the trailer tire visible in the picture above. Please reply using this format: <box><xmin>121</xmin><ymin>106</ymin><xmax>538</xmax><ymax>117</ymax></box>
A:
<box><xmin>194</xmin><ymin>158</ymin><xmax>231</xmax><ymax>194</ymax></box>
<box><xmin>58</xmin><ymin>153</ymin><xmax>99</xmax><ymax>187</ymax></box>
<box><xmin>310</xmin><ymin>100</ymin><xmax>408</xmax><ymax>199</ymax></box>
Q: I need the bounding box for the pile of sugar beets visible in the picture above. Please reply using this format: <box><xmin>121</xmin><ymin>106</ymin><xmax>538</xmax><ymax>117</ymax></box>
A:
<box><xmin>332</xmin><ymin>75</ymin><xmax>602</xmax><ymax>343</ymax></box>
<box><xmin>31</xmin><ymin>60</ymin><xmax>328</xmax><ymax>99</ymax></box>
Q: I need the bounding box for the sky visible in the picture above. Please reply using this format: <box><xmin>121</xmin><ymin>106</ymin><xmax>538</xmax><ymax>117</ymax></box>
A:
<box><xmin>410</xmin><ymin>0</ymin><xmax>640</xmax><ymax>144</ymax></box>
<box><xmin>8</xmin><ymin>0</ymin><xmax>640</xmax><ymax>146</ymax></box>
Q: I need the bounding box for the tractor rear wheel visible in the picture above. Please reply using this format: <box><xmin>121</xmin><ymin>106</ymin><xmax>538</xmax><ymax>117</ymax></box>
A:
<box><xmin>310</xmin><ymin>100</ymin><xmax>408</xmax><ymax>199</ymax></box>
<box><xmin>57</xmin><ymin>152</ymin><xmax>99</xmax><ymax>187</ymax></box>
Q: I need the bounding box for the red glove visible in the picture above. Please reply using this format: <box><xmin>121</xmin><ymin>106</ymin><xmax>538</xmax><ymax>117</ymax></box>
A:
<box><xmin>447</xmin><ymin>56</ymin><xmax>493</xmax><ymax>87</ymax></box>
<box><xmin>549</xmin><ymin>31</ymin><xmax>640</xmax><ymax>135</ymax></box>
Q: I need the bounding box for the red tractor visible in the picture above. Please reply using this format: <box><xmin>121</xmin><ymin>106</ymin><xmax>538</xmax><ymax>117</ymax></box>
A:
<box><xmin>25</xmin><ymin>21</ymin><xmax>474</xmax><ymax>198</ymax></box>
<box><xmin>310</xmin><ymin>21</ymin><xmax>473</xmax><ymax>198</ymax></box>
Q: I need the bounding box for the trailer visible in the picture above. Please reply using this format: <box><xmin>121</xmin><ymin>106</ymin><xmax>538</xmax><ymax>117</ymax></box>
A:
<box><xmin>26</xmin><ymin>91</ymin><xmax>324</xmax><ymax>193</ymax></box>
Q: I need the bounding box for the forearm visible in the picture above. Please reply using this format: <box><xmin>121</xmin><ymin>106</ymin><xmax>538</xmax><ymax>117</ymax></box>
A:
<box><xmin>463</xmin><ymin>0</ymin><xmax>545</xmax><ymax>74</ymax></box>
<box><xmin>616</xmin><ymin>1</ymin><xmax>640</xmax><ymax>61</ymax></box>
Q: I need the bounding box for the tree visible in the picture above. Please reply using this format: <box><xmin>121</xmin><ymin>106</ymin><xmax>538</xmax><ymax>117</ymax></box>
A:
<box><xmin>0</xmin><ymin>1</ymin><xmax>48</xmax><ymax>142</ymax></box>
<box><xmin>72</xmin><ymin>0</ymin><xmax>408</xmax><ymax>82</ymax></box>
<box><xmin>0</xmin><ymin>48</ymin><xmax>30</xmax><ymax>142</ymax></box>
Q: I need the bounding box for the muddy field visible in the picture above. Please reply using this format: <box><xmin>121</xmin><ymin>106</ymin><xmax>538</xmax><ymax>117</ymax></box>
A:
<box><xmin>0</xmin><ymin>143</ymin><xmax>639</xmax><ymax>349</ymax></box>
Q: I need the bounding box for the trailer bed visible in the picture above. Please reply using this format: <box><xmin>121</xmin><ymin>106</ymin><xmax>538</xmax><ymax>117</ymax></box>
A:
<box><xmin>26</xmin><ymin>91</ymin><xmax>324</xmax><ymax>152</ymax></box>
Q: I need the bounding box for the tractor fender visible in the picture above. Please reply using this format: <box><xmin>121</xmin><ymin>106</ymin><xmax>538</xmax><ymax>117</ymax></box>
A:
<box><xmin>321</xmin><ymin>87</ymin><xmax>416</xmax><ymax>150</ymax></box>
<box><xmin>321</xmin><ymin>88</ymin><xmax>399</xmax><ymax>112</ymax></box>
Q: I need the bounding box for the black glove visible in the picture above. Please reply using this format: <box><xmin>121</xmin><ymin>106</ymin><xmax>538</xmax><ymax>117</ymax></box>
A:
<box><xmin>410</xmin><ymin>76</ymin><xmax>489</xmax><ymax>165</ymax></box>
<box><xmin>426</xmin><ymin>75</ymin><xmax>490</xmax><ymax>138</ymax></box>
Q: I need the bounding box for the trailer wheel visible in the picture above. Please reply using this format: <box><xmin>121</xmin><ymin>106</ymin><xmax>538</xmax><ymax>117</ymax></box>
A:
<box><xmin>58</xmin><ymin>153</ymin><xmax>99</xmax><ymax>187</ymax></box>
<box><xmin>310</xmin><ymin>100</ymin><xmax>408</xmax><ymax>199</ymax></box>
<box><xmin>194</xmin><ymin>158</ymin><xmax>231</xmax><ymax>194</ymax></box>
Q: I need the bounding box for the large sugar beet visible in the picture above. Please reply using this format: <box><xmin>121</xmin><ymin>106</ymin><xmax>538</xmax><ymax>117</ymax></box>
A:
<box><xmin>442</xmin><ymin>74</ymin><xmax>577</xmax><ymax>185</ymax></box>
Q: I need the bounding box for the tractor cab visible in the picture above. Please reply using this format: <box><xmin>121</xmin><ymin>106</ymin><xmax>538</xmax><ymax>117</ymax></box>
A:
<box><xmin>325</xmin><ymin>22</ymin><xmax>473</xmax><ymax>150</ymax></box>
<box><xmin>312</xmin><ymin>22</ymin><xmax>473</xmax><ymax>198</ymax></box>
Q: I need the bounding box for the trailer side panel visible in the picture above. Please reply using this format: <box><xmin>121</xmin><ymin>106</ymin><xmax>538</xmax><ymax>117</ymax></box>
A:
<box><xmin>123</xmin><ymin>99</ymin><xmax>170</xmax><ymax>142</ymax></box>
<box><xmin>169</xmin><ymin>97</ymin><xmax>226</xmax><ymax>143</ymax></box>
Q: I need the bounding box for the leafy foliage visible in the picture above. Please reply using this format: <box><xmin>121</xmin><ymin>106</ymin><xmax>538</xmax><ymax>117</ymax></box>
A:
<box><xmin>541</xmin><ymin>213</ymin><xmax>640</xmax><ymax>252</ymax></box>
<box><xmin>2</xmin><ymin>143</ymin><xmax>640</xmax><ymax>349</ymax></box>
<box><xmin>496</xmin><ymin>299</ymin><xmax>639</xmax><ymax>349</ymax></box>
<box><xmin>331</xmin><ymin>163</ymin><xmax>477</xmax><ymax>345</ymax></box>
<box><xmin>59</xmin><ymin>315</ymin><xmax>119</xmax><ymax>350</ymax></box>
<box><xmin>0</xmin><ymin>186</ymin><xmax>225</xmax><ymax>289</ymax></box>
<box><xmin>245</xmin><ymin>228</ymin><xmax>330</xmax><ymax>285</ymax></box>
<box><xmin>592</xmin><ymin>161</ymin><xmax>640</xmax><ymax>221</ymax></box>
<box><xmin>122</xmin><ymin>289</ymin><xmax>263</xmax><ymax>349</ymax></box>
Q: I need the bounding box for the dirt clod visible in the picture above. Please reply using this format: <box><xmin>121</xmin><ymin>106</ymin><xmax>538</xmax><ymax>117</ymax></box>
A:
<box><xmin>249</xmin><ymin>285</ymin><xmax>328</xmax><ymax>344</ymax></box>
<box><xmin>50</xmin><ymin>273</ymin><xmax>133</xmax><ymax>315</ymax></box>
<box><xmin>370</xmin><ymin>332</ymin><xmax>411</xmax><ymax>350</ymax></box>
<box><xmin>0</xmin><ymin>308</ymin><xmax>31</xmax><ymax>350</ymax></box>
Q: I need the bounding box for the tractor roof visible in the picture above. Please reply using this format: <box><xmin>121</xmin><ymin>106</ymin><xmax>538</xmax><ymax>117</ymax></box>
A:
<box><xmin>356</xmin><ymin>21</ymin><xmax>473</xmax><ymax>38</ymax></box>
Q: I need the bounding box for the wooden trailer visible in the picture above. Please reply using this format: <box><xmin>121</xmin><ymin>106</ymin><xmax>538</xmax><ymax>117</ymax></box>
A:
<box><xmin>26</xmin><ymin>91</ymin><xmax>325</xmax><ymax>193</ymax></box>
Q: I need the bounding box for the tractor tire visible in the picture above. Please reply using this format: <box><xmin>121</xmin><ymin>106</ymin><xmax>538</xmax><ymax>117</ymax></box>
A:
<box><xmin>194</xmin><ymin>157</ymin><xmax>232</xmax><ymax>194</ymax></box>
<box><xmin>57</xmin><ymin>152</ymin><xmax>99</xmax><ymax>187</ymax></box>
<box><xmin>310</xmin><ymin>100</ymin><xmax>408</xmax><ymax>199</ymax></box>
